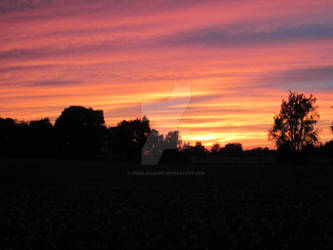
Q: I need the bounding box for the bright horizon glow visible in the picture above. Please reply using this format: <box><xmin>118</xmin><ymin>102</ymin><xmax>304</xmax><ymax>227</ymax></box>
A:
<box><xmin>1</xmin><ymin>0</ymin><xmax>333</xmax><ymax>149</ymax></box>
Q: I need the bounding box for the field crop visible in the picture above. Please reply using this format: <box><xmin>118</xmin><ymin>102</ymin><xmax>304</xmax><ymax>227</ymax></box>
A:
<box><xmin>1</xmin><ymin>157</ymin><xmax>333</xmax><ymax>249</ymax></box>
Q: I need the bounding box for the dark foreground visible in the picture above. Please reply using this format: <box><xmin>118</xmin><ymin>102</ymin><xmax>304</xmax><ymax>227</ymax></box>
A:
<box><xmin>1</xmin><ymin>157</ymin><xmax>333</xmax><ymax>249</ymax></box>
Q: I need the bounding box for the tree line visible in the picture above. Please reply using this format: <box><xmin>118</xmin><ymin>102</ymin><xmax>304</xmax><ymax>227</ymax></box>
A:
<box><xmin>0</xmin><ymin>91</ymin><xmax>332</xmax><ymax>164</ymax></box>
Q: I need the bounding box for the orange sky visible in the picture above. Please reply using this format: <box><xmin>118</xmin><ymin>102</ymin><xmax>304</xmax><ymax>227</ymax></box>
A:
<box><xmin>1</xmin><ymin>0</ymin><xmax>333</xmax><ymax>149</ymax></box>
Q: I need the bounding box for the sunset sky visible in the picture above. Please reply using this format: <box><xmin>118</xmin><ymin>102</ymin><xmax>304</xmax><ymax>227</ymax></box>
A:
<box><xmin>1</xmin><ymin>0</ymin><xmax>333</xmax><ymax>149</ymax></box>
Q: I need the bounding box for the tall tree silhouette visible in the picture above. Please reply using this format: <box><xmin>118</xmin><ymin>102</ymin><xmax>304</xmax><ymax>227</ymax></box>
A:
<box><xmin>54</xmin><ymin>106</ymin><xmax>105</xmax><ymax>156</ymax></box>
<box><xmin>268</xmin><ymin>91</ymin><xmax>319</xmax><ymax>153</ymax></box>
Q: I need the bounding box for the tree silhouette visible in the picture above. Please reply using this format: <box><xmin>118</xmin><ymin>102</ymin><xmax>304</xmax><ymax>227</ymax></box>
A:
<box><xmin>192</xmin><ymin>141</ymin><xmax>206</xmax><ymax>153</ymax></box>
<box><xmin>220</xmin><ymin>143</ymin><xmax>243</xmax><ymax>156</ymax></box>
<box><xmin>211</xmin><ymin>143</ymin><xmax>221</xmax><ymax>153</ymax></box>
<box><xmin>28</xmin><ymin>118</ymin><xmax>54</xmax><ymax>156</ymax></box>
<box><xmin>244</xmin><ymin>147</ymin><xmax>271</xmax><ymax>157</ymax></box>
<box><xmin>142</xmin><ymin>129</ymin><xmax>164</xmax><ymax>162</ymax></box>
<box><xmin>0</xmin><ymin>118</ymin><xmax>17</xmax><ymax>155</ymax></box>
<box><xmin>143</xmin><ymin>130</ymin><xmax>182</xmax><ymax>164</ymax></box>
<box><xmin>163</xmin><ymin>131</ymin><xmax>181</xmax><ymax>149</ymax></box>
<box><xmin>54</xmin><ymin>106</ymin><xmax>105</xmax><ymax>156</ymax></box>
<box><xmin>188</xmin><ymin>141</ymin><xmax>207</xmax><ymax>162</ymax></box>
<box><xmin>107</xmin><ymin>116</ymin><xmax>151</xmax><ymax>162</ymax></box>
<box><xmin>268</xmin><ymin>91</ymin><xmax>319</xmax><ymax>153</ymax></box>
<box><xmin>12</xmin><ymin>121</ymin><xmax>30</xmax><ymax>156</ymax></box>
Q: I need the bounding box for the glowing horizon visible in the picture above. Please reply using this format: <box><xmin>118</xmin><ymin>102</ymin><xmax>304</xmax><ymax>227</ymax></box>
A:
<box><xmin>1</xmin><ymin>0</ymin><xmax>333</xmax><ymax>149</ymax></box>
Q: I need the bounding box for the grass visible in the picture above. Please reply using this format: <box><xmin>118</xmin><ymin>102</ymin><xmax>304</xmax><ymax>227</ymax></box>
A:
<box><xmin>1</xmin><ymin>157</ymin><xmax>333</xmax><ymax>249</ymax></box>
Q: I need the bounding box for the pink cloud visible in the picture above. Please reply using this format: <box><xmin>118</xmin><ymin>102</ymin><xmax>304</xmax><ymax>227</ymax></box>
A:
<box><xmin>1</xmin><ymin>0</ymin><xmax>333</xmax><ymax>148</ymax></box>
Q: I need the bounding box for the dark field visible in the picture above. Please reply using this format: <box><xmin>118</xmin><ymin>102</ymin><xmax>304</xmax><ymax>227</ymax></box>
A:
<box><xmin>1</xmin><ymin>157</ymin><xmax>333</xmax><ymax>249</ymax></box>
